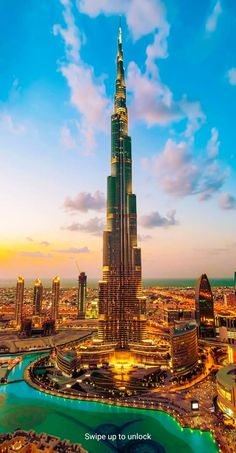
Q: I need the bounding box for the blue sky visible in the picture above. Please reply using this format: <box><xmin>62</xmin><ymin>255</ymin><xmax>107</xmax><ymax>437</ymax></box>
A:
<box><xmin>0</xmin><ymin>0</ymin><xmax>235</xmax><ymax>279</ymax></box>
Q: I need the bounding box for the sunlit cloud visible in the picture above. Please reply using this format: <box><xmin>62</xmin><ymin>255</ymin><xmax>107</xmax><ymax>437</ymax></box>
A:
<box><xmin>62</xmin><ymin>217</ymin><xmax>105</xmax><ymax>235</ymax></box>
<box><xmin>40</xmin><ymin>241</ymin><xmax>50</xmax><ymax>247</ymax></box>
<box><xmin>207</xmin><ymin>127</ymin><xmax>220</xmax><ymax>159</ymax></box>
<box><xmin>60</xmin><ymin>125</ymin><xmax>77</xmax><ymax>150</ymax></box>
<box><xmin>144</xmin><ymin>138</ymin><xmax>228</xmax><ymax>200</ymax></box>
<box><xmin>218</xmin><ymin>192</ymin><xmax>236</xmax><ymax>210</ymax></box>
<box><xmin>54</xmin><ymin>0</ymin><xmax>111</xmax><ymax>154</ymax></box>
<box><xmin>17</xmin><ymin>251</ymin><xmax>52</xmax><ymax>258</ymax></box>
<box><xmin>64</xmin><ymin>191</ymin><xmax>105</xmax><ymax>212</ymax></box>
<box><xmin>55</xmin><ymin>246</ymin><xmax>90</xmax><ymax>253</ymax></box>
<box><xmin>26</xmin><ymin>237</ymin><xmax>34</xmax><ymax>242</ymax></box>
<box><xmin>0</xmin><ymin>112</ymin><xmax>26</xmax><ymax>135</ymax></box>
<box><xmin>140</xmin><ymin>210</ymin><xmax>178</xmax><ymax>228</ymax></box>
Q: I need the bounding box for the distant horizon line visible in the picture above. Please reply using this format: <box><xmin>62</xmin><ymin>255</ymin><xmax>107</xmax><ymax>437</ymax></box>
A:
<box><xmin>0</xmin><ymin>276</ymin><xmax>234</xmax><ymax>280</ymax></box>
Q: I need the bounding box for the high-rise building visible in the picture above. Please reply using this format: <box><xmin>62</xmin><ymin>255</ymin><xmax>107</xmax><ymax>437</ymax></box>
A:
<box><xmin>15</xmin><ymin>276</ymin><xmax>24</xmax><ymax>326</ymax></box>
<box><xmin>78</xmin><ymin>272</ymin><xmax>87</xmax><ymax>319</ymax></box>
<box><xmin>52</xmin><ymin>276</ymin><xmax>60</xmax><ymax>320</ymax></box>
<box><xmin>98</xmin><ymin>25</ymin><xmax>146</xmax><ymax>349</ymax></box>
<box><xmin>195</xmin><ymin>273</ymin><xmax>215</xmax><ymax>338</ymax></box>
<box><xmin>234</xmin><ymin>271</ymin><xmax>236</xmax><ymax>296</ymax></box>
<box><xmin>171</xmin><ymin>321</ymin><xmax>198</xmax><ymax>375</ymax></box>
<box><xmin>33</xmin><ymin>278</ymin><xmax>43</xmax><ymax>316</ymax></box>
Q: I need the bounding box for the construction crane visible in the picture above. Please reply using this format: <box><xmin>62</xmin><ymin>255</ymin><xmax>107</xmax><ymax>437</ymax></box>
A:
<box><xmin>75</xmin><ymin>260</ymin><xmax>80</xmax><ymax>275</ymax></box>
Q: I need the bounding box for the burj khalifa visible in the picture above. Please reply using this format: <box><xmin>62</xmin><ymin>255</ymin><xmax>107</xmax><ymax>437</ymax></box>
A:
<box><xmin>98</xmin><ymin>25</ymin><xmax>147</xmax><ymax>350</ymax></box>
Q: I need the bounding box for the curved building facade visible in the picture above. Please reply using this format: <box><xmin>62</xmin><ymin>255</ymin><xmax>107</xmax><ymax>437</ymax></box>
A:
<box><xmin>217</xmin><ymin>364</ymin><xmax>236</xmax><ymax>420</ymax></box>
<box><xmin>195</xmin><ymin>274</ymin><xmax>215</xmax><ymax>338</ymax></box>
<box><xmin>56</xmin><ymin>349</ymin><xmax>78</xmax><ymax>376</ymax></box>
<box><xmin>171</xmin><ymin>322</ymin><xmax>198</xmax><ymax>375</ymax></box>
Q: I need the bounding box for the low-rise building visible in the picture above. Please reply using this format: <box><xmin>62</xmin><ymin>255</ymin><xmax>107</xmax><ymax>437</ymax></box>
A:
<box><xmin>0</xmin><ymin>430</ymin><xmax>87</xmax><ymax>453</ymax></box>
<box><xmin>215</xmin><ymin>314</ymin><xmax>236</xmax><ymax>363</ymax></box>
<box><xmin>217</xmin><ymin>364</ymin><xmax>236</xmax><ymax>421</ymax></box>
<box><xmin>55</xmin><ymin>349</ymin><xmax>78</xmax><ymax>376</ymax></box>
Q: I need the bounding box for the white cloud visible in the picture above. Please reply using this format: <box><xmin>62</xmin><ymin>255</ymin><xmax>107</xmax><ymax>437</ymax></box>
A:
<box><xmin>54</xmin><ymin>0</ymin><xmax>111</xmax><ymax>154</ymax></box>
<box><xmin>55</xmin><ymin>246</ymin><xmax>90</xmax><ymax>253</ymax></box>
<box><xmin>219</xmin><ymin>192</ymin><xmax>236</xmax><ymax>210</ymax></box>
<box><xmin>127</xmin><ymin>63</ymin><xmax>205</xmax><ymax>136</ymax></box>
<box><xmin>79</xmin><ymin>0</ymin><xmax>170</xmax><ymax>82</ymax></box>
<box><xmin>61</xmin><ymin>63</ymin><xmax>110</xmax><ymax>150</ymax></box>
<box><xmin>53</xmin><ymin>1</ymin><xmax>81</xmax><ymax>62</ymax></box>
<box><xmin>227</xmin><ymin>68</ymin><xmax>236</xmax><ymax>86</ymax></box>
<box><xmin>64</xmin><ymin>190</ymin><xmax>105</xmax><ymax>212</ymax></box>
<box><xmin>127</xmin><ymin>62</ymin><xmax>180</xmax><ymax>126</ymax></box>
<box><xmin>0</xmin><ymin>113</ymin><xmax>26</xmax><ymax>134</ymax></box>
<box><xmin>77</xmin><ymin>0</ymin><xmax>204</xmax><ymax>139</ymax></box>
<box><xmin>180</xmin><ymin>99</ymin><xmax>206</xmax><ymax>138</ymax></box>
<box><xmin>146</xmin><ymin>138</ymin><xmax>227</xmax><ymax>200</ymax></box>
<box><xmin>60</xmin><ymin>125</ymin><xmax>77</xmax><ymax>150</ymax></box>
<box><xmin>78</xmin><ymin>0</ymin><xmax>168</xmax><ymax>41</ymax></box>
<box><xmin>205</xmin><ymin>1</ymin><xmax>222</xmax><ymax>33</ymax></box>
<box><xmin>62</xmin><ymin>217</ymin><xmax>105</xmax><ymax>235</ymax></box>
<box><xmin>145</xmin><ymin>23</ymin><xmax>170</xmax><ymax>75</ymax></box>
<box><xmin>140</xmin><ymin>209</ymin><xmax>178</xmax><ymax>228</ymax></box>
<box><xmin>207</xmin><ymin>127</ymin><xmax>220</xmax><ymax>158</ymax></box>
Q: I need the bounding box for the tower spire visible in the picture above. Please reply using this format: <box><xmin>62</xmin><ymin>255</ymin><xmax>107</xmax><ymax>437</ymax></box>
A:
<box><xmin>115</xmin><ymin>18</ymin><xmax>126</xmax><ymax>116</ymax></box>
<box><xmin>118</xmin><ymin>16</ymin><xmax>122</xmax><ymax>44</ymax></box>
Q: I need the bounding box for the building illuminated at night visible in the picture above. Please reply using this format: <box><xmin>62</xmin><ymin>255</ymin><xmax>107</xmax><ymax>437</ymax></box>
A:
<box><xmin>171</xmin><ymin>321</ymin><xmax>198</xmax><ymax>375</ymax></box>
<box><xmin>15</xmin><ymin>276</ymin><xmax>24</xmax><ymax>327</ymax></box>
<box><xmin>52</xmin><ymin>276</ymin><xmax>60</xmax><ymax>320</ymax></box>
<box><xmin>195</xmin><ymin>273</ymin><xmax>215</xmax><ymax>338</ymax></box>
<box><xmin>33</xmin><ymin>278</ymin><xmax>43</xmax><ymax>316</ymax></box>
<box><xmin>78</xmin><ymin>272</ymin><xmax>87</xmax><ymax>319</ymax></box>
<box><xmin>98</xmin><ymin>25</ymin><xmax>146</xmax><ymax>349</ymax></box>
<box><xmin>215</xmin><ymin>314</ymin><xmax>236</xmax><ymax>363</ymax></box>
<box><xmin>217</xmin><ymin>364</ymin><xmax>236</xmax><ymax>421</ymax></box>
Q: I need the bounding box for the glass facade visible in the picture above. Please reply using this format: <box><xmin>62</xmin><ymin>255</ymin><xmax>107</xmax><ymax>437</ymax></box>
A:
<box><xmin>78</xmin><ymin>272</ymin><xmax>87</xmax><ymax>319</ymax></box>
<box><xmin>52</xmin><ymin>276</ymin><xmax>60</xmax><ymax>320</ymax></box>
<box><xmin>171</xmin><ymin>323</ymin><xmax>198</xmax><ymax>374</ymax></box>
<box><xmin>98</xmin><ymin>26</ymin><xmax>146</xmax><ymax>350</ymax></box>
<box><xmin>195</xmin><ymin>273</ymin><xmax>215</xmax><ymax>338</ymax></box>
<box><xmin>15</xmin><ymin>276</ymin><xmax>24</xmax><ymax>326</ymax></box>
<box><xmin>33</xmin><ymin>278</ymin><xmax>43</xmax><ymax>316</ymax></box>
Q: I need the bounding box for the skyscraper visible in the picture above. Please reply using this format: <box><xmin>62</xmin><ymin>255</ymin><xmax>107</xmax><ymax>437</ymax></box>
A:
<box><xmin>52</xmin><ymin>276</ymin><xmax>60</xmax><ymax>320</ymax></box>
<box><xmin>33</xmin><ymin>278</ymin><xmax>43</xmax><ymax>316</ymax></box>
<box><xmin>78</xmin><ymin>272</ymin><xmax>87</xmax><ymax>319</ymax></box>
<box><xmin>98</xmin><ymin>25</ymin><xmax>146</xmax><ymax>349</ymax></box>
<box><xmin>15</xmin><ymin>276</ymin><xmax>24</xmax><ymax>326</ymax></box>
<box><xmin>195</xmin><ymin>273</ymin><xmax>215</xmax><ymax>338</ymax></box>
<box><xmin>234</xmin><ymin>271</ymin><xmax>236</xmax><ymax>296</ymax></box>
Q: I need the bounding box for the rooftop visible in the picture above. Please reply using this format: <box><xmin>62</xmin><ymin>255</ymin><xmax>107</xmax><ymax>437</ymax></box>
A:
<box><xmin>217</xmin><ymin>364</ymin><xmax>236</xmax><ymax>388</ymax></box>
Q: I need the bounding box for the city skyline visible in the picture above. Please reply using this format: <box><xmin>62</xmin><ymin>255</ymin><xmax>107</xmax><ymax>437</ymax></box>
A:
<box><xmin>0</xmin><ymin>0</ymin><xmax>236</xmax><ymax>279</ymax></box>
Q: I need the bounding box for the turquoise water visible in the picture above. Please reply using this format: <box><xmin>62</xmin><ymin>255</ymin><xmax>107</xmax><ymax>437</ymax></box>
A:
<box><xmin>0</xmin><ymin>277</ymin><xmax>233</xmax><ymax>288</ymax></box>
<box><xmin>0</xmin><ymin>354</ymin><xmax>218</xmax><ymax>453</ymax></box>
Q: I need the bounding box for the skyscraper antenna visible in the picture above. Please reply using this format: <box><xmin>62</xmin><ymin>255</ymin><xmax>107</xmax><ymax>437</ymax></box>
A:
<box><xmin>118</xmin><ymin>16</ymin><xmax>122</xmax><ymax>44</ymax></box>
